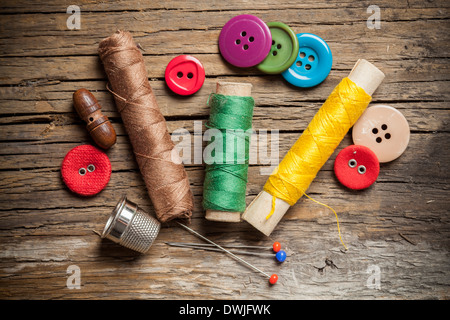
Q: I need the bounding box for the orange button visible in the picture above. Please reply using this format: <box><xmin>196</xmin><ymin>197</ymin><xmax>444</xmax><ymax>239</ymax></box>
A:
<box><xmin>352</xmin><ymin>105</ymin><xmax>410</xmax><ymax>163</ymax></box>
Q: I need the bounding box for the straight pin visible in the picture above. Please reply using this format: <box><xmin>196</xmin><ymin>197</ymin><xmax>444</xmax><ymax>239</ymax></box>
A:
<box><xmin>166</xmin><ymin>240</ymin><xmax>287</xmax><ymax>262</ymax></box>
<box><xmin>175</xmin><ymin>222</ymin><xmax>278</xmax><ymax>284</ymax></box>
<box><xmin>167</xmin><ymin>242</ymin><xmax>272</xmax><ymax>251</ymax></box>
<box><xmin>165</xmin><ymin>242</ymin><xmax>275</xmax><ymax>257</ymax></box>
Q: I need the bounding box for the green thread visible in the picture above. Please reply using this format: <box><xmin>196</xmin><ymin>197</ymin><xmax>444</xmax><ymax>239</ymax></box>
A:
<box><xmin>202</xmin><ymin>93</ymin><xmax>255</xmax><ymax>212</ymax></box>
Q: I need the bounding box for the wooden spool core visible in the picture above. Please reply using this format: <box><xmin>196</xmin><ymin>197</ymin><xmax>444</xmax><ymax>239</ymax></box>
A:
<box><xmin>241</xmin><ymin>59</ymin><xmax>385</xmax><ymax>236</ymax></box>
<box><xmin>205</xmin><ymin>81</ymin><xmax>253</xmax><ymax>223</ymax></box>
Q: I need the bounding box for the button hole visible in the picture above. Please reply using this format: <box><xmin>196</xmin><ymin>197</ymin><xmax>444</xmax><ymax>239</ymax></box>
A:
<box><xmin>241</xmin><ymin>31</ymin><xmax>247</xmax><ymax>37</ymax></box>
<box><xmin>296</xmin><ymin>61</ymin><xmax>302</xmax><ymax>67</ymax></box>
<box><xmin>372</xmin><ymin>128</ymin><xmax>379</xmax><ymax>134</ymax></box>
<box><xmin>79</xmin><ymin>168</ymin><xmax>86</xmax><ymax>176</ymax></box>
<box><xmin>87</xmin><ymin>164</ymin><xmax>95</xmax><ymax>172</ymax></box>
<box><xmin>272</xmin><ymin>40</ymin><xmax>275</xmax><ymax>45</ymax></box>
<box><xmin>308</xmin><ymin>55</ymin><xmax>315</xmax><ymax>62</ymax></box>
<box><xmin>187</xmin><ymin>72</ymin><xmax>194</xmax><ymax>79</ymax></box>
<box><xmin>385</xmin><ymin>133</ymin><xmax>391</xmax><ymax>139</ymax></box>
<box><xmin>381</xmin><ymin>124</ymin><xmax>388</xmax><ymax>130</ymax></box>
<box><xmin>272</xmin><ymin>51</ymin><xmax>278</xmax><ymax>56</ymax></box>
<box><xmin>235</xmin><ymin>39</ymin><xmax>241</xmax><ymax>45</ymax></box>
<box><xmin>89</xmin><ymin>117</ymin><xmax>94</xmax><ymax>122</ymax></box>
<box><xmin>177</xmin><ymin>71</ymin><xmax>183</xmax><ymax>78</ymax></box>
<box><xmin>305</xmin><ymin>64</ymin><xmax>311</xmax><ymax>70</ymax></box>
<box><xmin>376</xmin><ymin>137</ymin><xmax>382</xmax><ymax>143</ymax></box>
<box><xmin>358</xmin><ymin>165</ymin><xmax>366</xmax><ymax>174</ymax></box>
<box><xmin>299</xmin><ymin>52</ymin><xmax>306</xmax><ymax>58</ymax></box>
<box><xmin>243</xmin><ymin>44</ymin><xmax>249</xmax><ymax>50</ymax></box>
<box><xmin>249</xmin><ymin>36</ymin><xmax>254</xmax><ymax>42</ymax></box>
<box><xmin>277</xmin><ymin>44</ymin><xmax>282</xmax><ymax>49</ymax></box>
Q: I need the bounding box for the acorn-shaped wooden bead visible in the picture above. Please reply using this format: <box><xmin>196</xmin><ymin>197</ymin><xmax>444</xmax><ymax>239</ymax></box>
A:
<box><xmin>73</xmin><ymin>88</ymin><xmax>116</xmax><ymax>150</ymax></box>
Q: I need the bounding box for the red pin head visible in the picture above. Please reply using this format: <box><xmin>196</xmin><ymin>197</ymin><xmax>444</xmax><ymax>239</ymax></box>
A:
<box><xmin>269</xmin><ymin>274</ymin><xmax>278</xmax><ymax>285</ymax></box>
<box><xmin>272</xmin><ymin>241</ymin><xmax>281</xmax><ymax>253</ymax></box>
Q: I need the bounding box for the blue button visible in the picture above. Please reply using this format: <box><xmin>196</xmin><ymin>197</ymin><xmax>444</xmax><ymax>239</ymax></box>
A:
<box><xmin>282</xmin><ymin>33</ymin><xmax>332</xmax><ymax>88</ymax></box>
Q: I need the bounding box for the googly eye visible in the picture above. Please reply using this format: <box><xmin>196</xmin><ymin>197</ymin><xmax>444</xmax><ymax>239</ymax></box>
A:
<box><xmin>79</xmin><ymin>168</ymin><xmax>87</xmax><ymax>176</ymax></box>
<box><xmin>87</xmin><ymin>164</ymin><xmax>95</xmax><ymax>172</ymax></box>
<box><xmin>348</xmin><ymin>159</ymin><xmax>357</xmax><ymax>168</ymax></box>
<box><xmin>358</xmin><ymin>165</ymin><xmax>366</xmax><ymax>174</ymax></box>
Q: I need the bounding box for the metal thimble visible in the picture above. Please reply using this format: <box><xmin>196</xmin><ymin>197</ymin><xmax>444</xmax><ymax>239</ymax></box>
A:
<box><xmin>102</xmin><ymin>195</ymin><xmax>161</xmax><ymax>253</ymax></box>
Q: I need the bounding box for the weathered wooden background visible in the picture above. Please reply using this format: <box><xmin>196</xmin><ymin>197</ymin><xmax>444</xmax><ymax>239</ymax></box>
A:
<box><xmin>0</xmin><ymin>0</ymin><xmax>449</xmax><ymax>300</ymax></box>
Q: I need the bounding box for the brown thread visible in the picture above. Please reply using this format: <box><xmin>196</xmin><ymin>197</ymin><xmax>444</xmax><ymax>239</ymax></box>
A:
<box><xmin>98</xmin><ymin>30</ymin><xmax>193</xmax><ymax>223</ymax></box>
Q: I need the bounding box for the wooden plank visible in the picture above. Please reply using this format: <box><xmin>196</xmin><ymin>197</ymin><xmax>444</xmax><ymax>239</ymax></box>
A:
<box><xmin>1</xmin><ymin>55</ymin><xmax>449</xmax><ymax>86</ymax></box>
<box><xmin>0</xmin><ymin>132</ymin><xmax>448</xmax><ymax>207</ymax></box>
<box><xmin>1</xmin><ymin>78</ymin><xmax>449</xmax><ymax>121</ymax></box>
<box><xmin>0</xmin><ymin>101</ymin><xmax>447</xmax><ymax>141</ymax></box>
<box><xmin>0</xmin><ymin>106</ymin><xmax>448</xmax><ymax>171</ymax></box>
<box><xmin>0</xmin><ymin>184</ymin><xmax>448</xmax><ymax>299</ymax></box>
<box><xmin>1</xmin><ymin>0</ymin><xmax>448</xmax><ymax>13</ymax></box>
<box><xmin>0</xmin><ymin>0</ymin><xmax>449</xmax><ymax>300</ymax></box>
<box><xmin>0</xmin><ymin>99</ymin><xmax>446</xmax><ymax>130</ymax></box>
<box><xmin>0</xmin><ymin>11</ymin><xmax>448</xmax><ymax>57</ymax></box>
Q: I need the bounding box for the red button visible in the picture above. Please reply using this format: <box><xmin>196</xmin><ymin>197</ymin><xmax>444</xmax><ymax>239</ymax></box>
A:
<box><xmin>61</xmin><ymin>145</ymin><xmax>111</xmax><ymax>196</ymax></box>
<box><xmin>165</xmin><ymin>55</ymin><xmax>205</xmax><ymax>95</ymax></box>
<box><xmin>334</xmin><ymin>145</ymin><xmax>379</xmax><ymax>190</ymax></box>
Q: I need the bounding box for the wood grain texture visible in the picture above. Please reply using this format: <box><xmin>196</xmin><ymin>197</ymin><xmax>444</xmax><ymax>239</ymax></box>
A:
<box><xmin>0</xmin><ymin>0</ymin><xmax>449</xmax><ymax>300</ymax></box>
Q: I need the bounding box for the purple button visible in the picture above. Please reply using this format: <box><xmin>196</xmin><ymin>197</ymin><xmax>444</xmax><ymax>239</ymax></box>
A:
<box><xmin>219</xmin><ymin>15</ymin><xmax>272</xmax><ymax>68</ymax></box>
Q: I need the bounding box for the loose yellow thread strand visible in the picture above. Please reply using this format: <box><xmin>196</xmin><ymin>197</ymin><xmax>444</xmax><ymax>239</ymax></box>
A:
<box><xmin>265</xmin><ymin>193</ymin><xmax>347</xmax><ymax>251</ymax></box>
<box><xmin>263</xmin><ymin>77</ymin><xmax>371</xmax><ymax>249</ymax></box>
<box><xmin>302</xmin><ymin>193</ymin><xmax>348</xmax><ymax>251</ymax></box>
<box><xmin>266</xmin><ymin>195</ymin><xmax>277</xmax><ymax>220</ymax></box>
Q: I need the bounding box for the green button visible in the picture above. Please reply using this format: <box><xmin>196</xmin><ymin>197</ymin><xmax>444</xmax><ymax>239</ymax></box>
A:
<box><xmin>257</xmin><ymin>22</ymin><xmax>299</xmax><ymax>74</ymax></box>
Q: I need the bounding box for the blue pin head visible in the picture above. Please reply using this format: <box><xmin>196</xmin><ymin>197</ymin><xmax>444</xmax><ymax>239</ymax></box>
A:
<box><xmin>275</xmin><ymin>250</ymin><xmax>287</xmax><ymax>263</ymax></box>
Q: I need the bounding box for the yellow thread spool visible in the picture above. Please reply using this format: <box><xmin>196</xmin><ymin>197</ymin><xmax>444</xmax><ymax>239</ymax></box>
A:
<box><xmin>242</xmin><ymin>59</ymin><xmax>385</xmax><ymax>239</ymax></box>
<box><xmin>264</xmin><ymin>77</ymin><xmax>371</xmax><ymax>209</ymax></box>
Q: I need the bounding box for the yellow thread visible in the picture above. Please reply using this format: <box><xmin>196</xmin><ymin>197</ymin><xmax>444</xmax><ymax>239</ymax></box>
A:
<box><xmin>302</xmin><ymin>193</ymin><xmax>348</xmax><ymax>251</ymax></box>
<box><xmin>263</xmin><ymin>77</ymin><xmax>371</xmax><ymax>248</ymax></box>
<box><xmin>265</xmin><ymin>192</ymin><xmax>348</xmax><ymax>250</ymax></box>
<box><xmin>265</xmin><ymin>195</ymin><xmax>277</xmax><ymax>220</ymax></box>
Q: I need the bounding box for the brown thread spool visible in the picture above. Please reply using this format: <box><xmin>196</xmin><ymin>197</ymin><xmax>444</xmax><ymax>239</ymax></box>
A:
<box><xmin>98</xmin><ymin>31</ymin><xmax>194</xmax><ymax>223</ymax></box>
<box><xmin>73</xmin><ymin>88</ymin><xmax>117</xmax><ymax>150</ymax></box>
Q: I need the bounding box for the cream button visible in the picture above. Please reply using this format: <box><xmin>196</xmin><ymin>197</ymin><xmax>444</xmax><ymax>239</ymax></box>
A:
<box><xmin>352</xmin><ymin>104</ymin><xmax>410</xmax><ymax>163</ymax></box>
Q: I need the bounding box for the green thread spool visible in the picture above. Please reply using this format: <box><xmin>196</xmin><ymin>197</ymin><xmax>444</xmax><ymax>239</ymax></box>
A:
<box><xmin>204</xmin><ymin>82</ymin><xmax>254</xmax><ymax>222</ymax></box>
